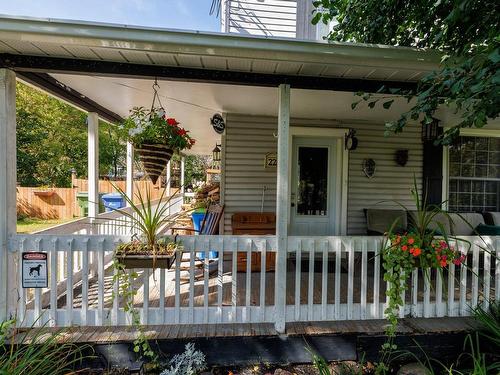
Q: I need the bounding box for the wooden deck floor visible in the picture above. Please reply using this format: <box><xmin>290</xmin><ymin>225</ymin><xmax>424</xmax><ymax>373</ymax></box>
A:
<box><xmin>12</xmin><ymin>317</ymin><xmax>475</xmax><ymax>344</ymax></box>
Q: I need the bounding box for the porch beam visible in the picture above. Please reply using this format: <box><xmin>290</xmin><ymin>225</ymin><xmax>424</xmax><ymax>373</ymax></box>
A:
<box><xmin>0</xmin><ymin>69</ymin><xmax>16</xmax><ymax>321</ymax></box>
<box><xmin>126</xmin><ymin>142</ymin><xmax>134</xmax><ymax>205</ymax></box>
<box><xmin>16</xmin><ymin>72</ymin><xmax>123</xmax><ymax>124</ymax></box>
<box><xmin>87</xmin><ymin>112</ymin><xmax>99</xmax><ymax>219</ymax></box>
<box><xmin>274</xmin><ymin>84</ymin><xmax>290</xmax><ymax>333</ymax></box>
<box><xmin>1</xmin><ymin>54</ymin><xmax>418</xmax><ymax>94</ymax></box>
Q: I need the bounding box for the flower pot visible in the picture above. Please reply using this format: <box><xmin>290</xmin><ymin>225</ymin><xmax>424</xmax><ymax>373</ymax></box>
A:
<box><xmin>33</xmin><ymin>189</ymin><xmax>55</xmax><ymax>197</ymax></box>
<box><xmin>135</xmin><ymin>144</ymin><xmax>174</xmax><ymax>184</ymax></box>
<box><xmin>117</xmin><ymin>253</ymin><xmax>176</xmax><ymax>269</ymax></box>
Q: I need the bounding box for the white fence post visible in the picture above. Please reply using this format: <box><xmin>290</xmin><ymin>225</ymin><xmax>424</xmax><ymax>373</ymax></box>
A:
<box><xmin>0</xmin><ymin>69</ymin><xmax>17</xmax><ymax>321</ymax></box>
<box><xmin>180</xmin><ymin>155</ymin><xmax>185</xmax><ymax>194</ymax></box>
<box><xmin>274</xmin><ymin>84</ymin><xmax>290</xmax><ymax>333</ymax></box>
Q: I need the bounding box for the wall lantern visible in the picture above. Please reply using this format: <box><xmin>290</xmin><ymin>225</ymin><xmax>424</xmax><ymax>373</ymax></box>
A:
<box><xmin>212</xmin><ymin>143</ymin><xmax>222</xmax><ymax>166</ymax></box>
<box><xmin>422</xmin><ymin>118</ymin><xmax>440</xmax><ymax>142</ymax></box>
<box><xmin>395</xmin><ymin>149</ymin><xmax>409</xmax><ymax>167</ymax></box>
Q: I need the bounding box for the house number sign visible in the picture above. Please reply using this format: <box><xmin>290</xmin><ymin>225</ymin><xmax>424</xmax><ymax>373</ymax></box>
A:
<box><xmin>265</xmin><ymin>152</ymin><xmax>277</xmax><ymax>168</ymax></box>
<box><xmin>210</xmin><ymin>113</ymin><xmax>225</xmax><ymax>134</ymax></box>
<box><xmin>22</xmin><ymin>252</ymin><xmax>48</xmax><ymax>288</ymax></box>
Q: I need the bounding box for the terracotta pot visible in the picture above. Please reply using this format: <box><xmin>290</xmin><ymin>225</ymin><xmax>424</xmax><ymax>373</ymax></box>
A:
<box><xmin>117</xmin><ymin>253</ymin><xmax>176</xmax><ymax>269</ymax></box>
<box><xmin>134</xmin><ymin>144</ymin><xmax>174</xmax><ymax>184</ymax></box>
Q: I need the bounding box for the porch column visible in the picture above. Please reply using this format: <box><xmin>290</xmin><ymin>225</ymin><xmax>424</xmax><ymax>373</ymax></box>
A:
<box><xmin>180</xmin><ymin>155</ymin><xmax>185</xmax><ymax>194</ymax></box>
<box><xmin>0</xmin><ymin>69</ymin><xmax>17</xmax><ymax>321</ymax></box>
<box><xmin>126</xmin><ymin>141</ymin><xmax>134</xmax><ymax>205</ymax></box>
<box><xmin>87</xmin><ymin>112</ymin><xmax>99</xmax><ymax>220</ymax></box>
<box><xmin>274</xmin><ymin>84</ymin><xmax>290</xmax><ymax>333</ymax></box>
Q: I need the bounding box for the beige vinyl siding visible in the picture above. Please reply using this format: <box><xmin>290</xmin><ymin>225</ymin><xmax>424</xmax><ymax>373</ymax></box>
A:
<box><xmin>347</xmin><ymin>123</ymin><xmax>423</xmax><ymax>234</ymax></box>
<box><xmin>226</xmin><ymin>0</ymin><xmax>297</xmax><ymax>38</ymax></box>
<box><xmin>222</xmin><ymin>114</ymin><xmax>423</xmax><ymax>234</ymax></box>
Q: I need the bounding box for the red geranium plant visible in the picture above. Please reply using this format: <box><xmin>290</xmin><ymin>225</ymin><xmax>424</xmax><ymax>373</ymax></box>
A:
<box><xmin>121</xmin><ymin>106</ymin><xmax>195</xmax><ymax>151</ymax></box>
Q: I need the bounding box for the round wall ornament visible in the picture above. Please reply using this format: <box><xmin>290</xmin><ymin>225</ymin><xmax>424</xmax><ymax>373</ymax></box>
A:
<box><xmin>211</xmin><ymin>113</ymin><xmax>225</xmax><ymax>134</ymax></box>
<box><xmin>363</xmin><ymin>158</ymin><xmax>376</xmax><ymax>178</ymax></box>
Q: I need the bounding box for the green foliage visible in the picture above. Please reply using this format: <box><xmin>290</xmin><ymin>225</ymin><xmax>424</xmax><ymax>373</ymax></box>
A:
<box><xmin>110</xmin><ymin>184</ymin><xmax>182</xmax><ymax>362</ymax></box>
<box><xmin>0</xmin><ymin>318</ymin><xmax>91</xmax><ymax>375</ymax></box>
<box><xmin>16</xmin><ymin>82</ymin><xmax>125</xmax><ymax>187</ymax></box>
<box><xmin>312</xmin><ymin>0</ymin><xmax>500</xmax><ymax>144</ymax></box>
<box><xmin>472</xmin><ymin>301</ymin><xmax>500</xmax><ymax>348</ymax></box>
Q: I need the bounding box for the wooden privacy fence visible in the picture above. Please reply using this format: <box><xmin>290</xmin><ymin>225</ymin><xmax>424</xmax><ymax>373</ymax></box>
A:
<box><xmin>17</xmin><ymin>179</ymin><xmax>172</xmax><ymax>219</ymax></box>
<box><xmin>7</xmin><ymin>234</ymin><xmax>499</xmax><ymax>328</ymax></box>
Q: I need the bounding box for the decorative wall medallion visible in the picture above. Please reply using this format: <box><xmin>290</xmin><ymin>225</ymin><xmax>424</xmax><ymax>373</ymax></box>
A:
<box><xmin>345</xmin><ymin>129</ymin><xmax>358</xmax><ymax>150</ymax></box>
<box><xmin>210</xmin><ymin>113</ymin><xmax>225</xmax><ymax>134</ymax></box>
<box><xmin>395</xmin><ymin>149</ymin><xmax>409</xmax><ymax>167</ymax></box>
<box><xmin>363</xmin><ymin>158</ymin><xmax>376</xmax><ymax>178</ymax></box>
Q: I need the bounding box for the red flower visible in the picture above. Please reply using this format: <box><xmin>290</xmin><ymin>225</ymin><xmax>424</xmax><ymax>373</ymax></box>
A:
<box><xmin>177</xmin><ymin>128</ymin><xmax>187</xmax><ymax>136</ymax></box>
<box><xmin>408</xmin><ymin>238</ymin><xmax>415</xmax><ymax>245</ymax></box>
<box><xmin>189</xmin><ymin>138</ymin><xmax>196</xmax><ymax>145</ymax></box>
<box><xmin>440</xmin><ymin>259</ymin><xmax>447</xmax><ymax>267</ymax></box>
<box><xmin>401</xmin><ymin>245</ymin><xmax>408</xmax><ymax>252</ymax></box>
<box><xmin>166</xmin><ymin>118</ymin><xmax>178</xmax><ymax>126</ymax></box>
<box><xmin>412</xmin><ymin>247</ymin><xmax>421</xmax><ymax>257</ymax></box>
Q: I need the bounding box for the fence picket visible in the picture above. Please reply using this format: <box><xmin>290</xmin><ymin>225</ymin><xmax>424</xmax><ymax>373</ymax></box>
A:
<box><xmin>471</xmin><ymin>240</ymin><xmax>479</xmax><ymax>309</ymax></box>
<box><xmin>50</xmin><ymin>238</ymin><xmax>58</xmax><ymax>326</ymax></box>
<box><xmin>307</xmin><ymin>239</ymin><xmax>314</xmax><ymax>322</ymax></box>
<box><xmin>294</xmin><ymin>239</ymin><xmax>302</xmax><ymax>321</ymax></box>
<box><xmin>321</xmin><ymin>239</ymin><xmax>328</xmax><ymax>321</ymax></box>
<box><xmin>81</xmin><ymin>238</ymin><xmax>89</xmax><ymax>325</ymax></box>
<box><xmin>97</xmin><ymin>238</ymin><xmax>105</xmax><ymax>325</ymax></box>
<box><xmin>335</xmin><ymin>238</ymin><xmax>341</xmax><ymax>319</ymax></box>
<box><xmin>217</xmin><ymin>237</ymin><xmax>224</xmax><ymax>323</ymax></box>
<box><xmin>423</xmin><ymin>268</ymin><xmax>431</xmax><ymax>318</ymax></box>
<box><xmin>360</xmin><ymin>239</ymin><xmax>367</xmax><ymax>320</ymax></box>
<box><xmin>204</xmin><ymin>239</ymin><xmax>210</xmax><ymax>324</ymax></box>
<box><xmin>245</xmin><ymin>238</ymin><xmax>252</xmax><ymax>322</ymax></box>
<box><xmin>66</xmin><ymin>239</ymin><xmax>74</xmax><ymax>326</ymax></box>
<box><xmin>259</xmin><ymin>238</ymin><xmax>266</xmax><ymax>322</ymax></box>
<box><xmin>347</xmin><ymin>238</ymin><xmax>354</xmax><ymax>320</ymax></box>
<box><xmin>373</xmin><ymin>241</ymin><xmax>380</xmax><ymax>319</ymax></box>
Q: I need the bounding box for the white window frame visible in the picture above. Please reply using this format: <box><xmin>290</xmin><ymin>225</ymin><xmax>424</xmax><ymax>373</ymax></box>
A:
<box><xmin>442</xmin><ymin>128</ymin><xmax>500</xmax><ymax>210</ymax></box>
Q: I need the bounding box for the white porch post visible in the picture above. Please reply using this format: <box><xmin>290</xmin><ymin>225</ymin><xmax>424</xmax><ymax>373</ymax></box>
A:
<box><xmin>274</xmin><ymin>84</ymin><xmax>290</xmax><ymax>333</ymax></box>
<box><xmin>87</xmin><ymin>112</ymin><xmax>99</xmax><ymax>220</ymax></box>
<box><xmin>126</xmin><ymin>141</ymin><xmax>134</xmax><ymax>205</ymax></box>
<box><xmin>180</xmin><ymin>155</ymin><xmax>185</xmax><ymax>194</ymax></box>
<box><xmin>0</xmin><ymin>69</ymin><xmax>17</xmax><ymax>321</ymax></box>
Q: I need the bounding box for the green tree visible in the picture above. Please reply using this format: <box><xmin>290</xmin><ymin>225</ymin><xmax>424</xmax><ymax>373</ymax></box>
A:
<box><xmin>16</xmin><ymin>82</ymin><xmax>125</xmax><ymax>187</ymax></box>
<box><xmin>313</xmin><ymin>0</ymin><xmax>499</xmax><ymax>143</ymax></box>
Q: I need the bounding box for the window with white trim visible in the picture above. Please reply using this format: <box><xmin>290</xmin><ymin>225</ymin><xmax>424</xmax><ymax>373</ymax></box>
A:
<box><xmin>448</xmin><ymin>136</ymin><xmax>500</xmax><ymax>212</ymax></box>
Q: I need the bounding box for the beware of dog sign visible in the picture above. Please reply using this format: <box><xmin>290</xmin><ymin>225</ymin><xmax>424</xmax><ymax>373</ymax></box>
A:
<box><xmin>22</xmin><ymin>252</ymin><xmax>48</xmax><ymax>288</ymax></box>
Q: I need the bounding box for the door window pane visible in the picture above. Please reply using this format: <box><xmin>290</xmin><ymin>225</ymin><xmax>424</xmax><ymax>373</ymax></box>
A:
<box><xmin>297</xmin><ymin>146</ymin><xmax>328</xmax><ymax>215</ymax></box>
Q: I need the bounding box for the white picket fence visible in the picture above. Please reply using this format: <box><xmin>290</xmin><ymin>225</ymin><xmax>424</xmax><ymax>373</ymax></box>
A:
<box><xmin>7</xmin><ymin>234</ymin><xmax>500</xmax><ymax>328</ymax></box>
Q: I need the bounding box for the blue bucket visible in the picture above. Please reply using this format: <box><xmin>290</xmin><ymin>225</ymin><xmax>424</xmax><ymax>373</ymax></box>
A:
<box><xmin>191</xmin><ymin>211</ymin><xmax>218</xmax><ymax>259</ymax></box>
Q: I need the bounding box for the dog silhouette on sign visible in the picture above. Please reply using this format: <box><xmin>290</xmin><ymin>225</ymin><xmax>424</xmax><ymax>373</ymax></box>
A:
<box><xmin>29</xmin><ymin>264</ymin><xmax>42</xmax><ymax>277</ymax></box>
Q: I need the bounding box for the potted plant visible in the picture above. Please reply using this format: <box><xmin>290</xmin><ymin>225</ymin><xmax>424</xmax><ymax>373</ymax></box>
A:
<box><xmin>112</xmin><ymin>184</ymin><xmax>181</xmax><ymax>269</ymax></box>
<box><xmin>33</xmin><ymin>186</ymin><xmax>55</xmax><ymax>197</ymax></box>
<box><xmin>121</xmin><ymin>106</ymin><xmax>195</xmax><ymax>184</ymax></box>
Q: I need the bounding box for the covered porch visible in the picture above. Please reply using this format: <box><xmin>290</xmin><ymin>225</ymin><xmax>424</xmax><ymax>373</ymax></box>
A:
<box><xmin>0</xmin><ymin>16</ymin><xmax>499</xmax><ymax>334</ymax></box>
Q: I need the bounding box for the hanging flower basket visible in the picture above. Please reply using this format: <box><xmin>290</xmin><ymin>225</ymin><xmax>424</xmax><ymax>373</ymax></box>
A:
<box><xmin>135</xmin><ymin>143</ymin><xmax>174</xmax><ymax>184</ymax></box>
<box><xmin>119</xmin><ymin>80</ymin><xmax>196</xmax><ymax>184</ymax></box>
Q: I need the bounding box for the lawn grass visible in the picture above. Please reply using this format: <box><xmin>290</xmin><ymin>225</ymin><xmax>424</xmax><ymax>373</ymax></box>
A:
<box><xmin>17</xmin><ymin>217</ymin><xmax>74</xmax><ymax>233</ymax></box>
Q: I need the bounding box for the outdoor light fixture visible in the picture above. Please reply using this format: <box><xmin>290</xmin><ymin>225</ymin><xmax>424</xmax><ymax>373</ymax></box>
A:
<box><xmin>422</xmin><ymin>118</ymin><xmax>440</xmax><ymax>142</ymax></box>
<box><xmin>212</xmin><ymin>144</ymin><xmax>222</xmax><ymax>163</ymax></box>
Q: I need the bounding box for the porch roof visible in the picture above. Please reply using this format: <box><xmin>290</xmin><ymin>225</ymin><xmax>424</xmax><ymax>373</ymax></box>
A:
<box><xmin>0</xmin><ymin>14</ymin><xmax>440</xmax><ymax>81</ymax></box>
<box><xmin>0</xmin><ymin>15</ymin><xmax>443</xmax><ymax>154</ymax></box>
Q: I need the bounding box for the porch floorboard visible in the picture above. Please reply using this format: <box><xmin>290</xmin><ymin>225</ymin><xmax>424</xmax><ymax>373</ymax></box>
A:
<box><xmin>11</xmin><ymin>317</ymin><xmax>475</xmax><ymax>344</ymax></box>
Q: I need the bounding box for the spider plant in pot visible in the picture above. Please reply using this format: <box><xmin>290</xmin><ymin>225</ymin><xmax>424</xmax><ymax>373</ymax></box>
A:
<box><xmin>112</xmin><ymin>183</ymin><xmax>180</xmax><ymax>269</ymax></box>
